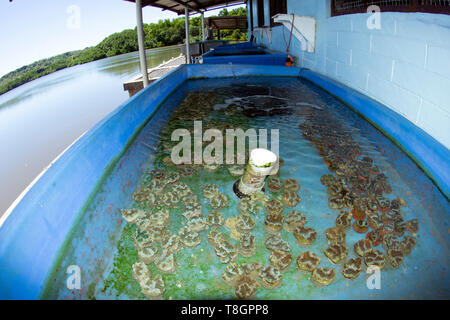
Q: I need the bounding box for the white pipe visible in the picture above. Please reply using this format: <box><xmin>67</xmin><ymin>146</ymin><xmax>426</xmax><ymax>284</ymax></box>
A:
<box><xmin>201</xmin><ymin>12</ymin><xmax>205</xmax><ymax>41</ymax></box>
<box><xmin>185</xmin><ymin>6</ymin><xmax>191</xmax><ymax>64</ymax></box>
<box><xmin>136</xmin><ymin>0</ymin><xmax>149</xmax><ymax>87</ymax></box>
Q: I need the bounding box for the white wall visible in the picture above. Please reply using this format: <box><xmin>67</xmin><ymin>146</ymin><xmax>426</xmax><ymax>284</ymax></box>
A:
<box><xmin>250</xmin><ymin>0</ymin><xmax>450</xmax><ymax>150</ymax></box>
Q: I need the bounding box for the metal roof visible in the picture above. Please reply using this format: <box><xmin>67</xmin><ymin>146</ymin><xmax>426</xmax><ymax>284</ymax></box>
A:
<box><xmin>205</xmin><ymin>16</ymin><xmax>248</xmax><ymax>30</ymax></box>
<box><xmin>125</xmin><ymin>0</ymin><xmax>246</xmax><ymax>15</ymax></box>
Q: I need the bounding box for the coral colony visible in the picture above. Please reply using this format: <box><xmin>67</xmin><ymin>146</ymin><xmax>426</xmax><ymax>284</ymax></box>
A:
<box><xmin>115</xmin><ymin>87</ymin><xmax>418</xmax><ymax>300</ymax></box>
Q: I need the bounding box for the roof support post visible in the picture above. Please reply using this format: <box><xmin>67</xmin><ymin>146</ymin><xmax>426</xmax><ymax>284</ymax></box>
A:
<box><xmin>201</xmin><ymin>12</ymin><xmax>206</xmax><ymax>41</ymax></box>
<box><xmin>185</xmin><ymin>6</ymin><xmax>191</xmax><ymax>64</ymax></box>
<box><xmin>136</xmin><ymin>0</ymin><xmax>149</xmax><ymax>87</ymax></box>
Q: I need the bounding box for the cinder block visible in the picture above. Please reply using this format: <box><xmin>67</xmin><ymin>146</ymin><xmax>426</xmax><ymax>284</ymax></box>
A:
<box><xmin>303</xmin><ymin>50</ymin><xmax>317</xmax><ymax>63</ymax></box>
<box><xmin>417</xmin><ymin>100</ymin><xmax>450</xmax><ymax>148</ymax></box>
<box><xmin>393</xmin><ymin>60</ymin><xmax>450</xmax><ymax>111</ymax></box>
<box><xmin>420</xmin><ymin>71</ymin><xmax>450</xmax><ymax>113</ymax></box>
<box><xmin>389</xmin><ymin>84</ymin><xmax>422</xmax><ymax>123</ymax></box>
<box><xmin>352</xmin><ymin>48</ymin><xmax>393</xmax><ymax>81</ymax></box>
<box><xmin>328</xmin><ymin>16</ymin><xmax>352</xmax><ymax>32</ymax></box>
<box><xmin>325</xmin><ymin>31</ymin><xmax>338</xmax><ymax>47</ymax></box>
<box><xmin>303</xmin><ymin>56</ymin><xmax>318</xmax><ymax>71</ymax></box>
<box><xmin>368</xmin><ymin>74</ymin><xmax>421</xmax><ymax>122</ymax></box>
<box><xmin>317</xmin><ymin>55</ymin><xmax>327</xmax><ymax>74</ymax></box>
<box><xmin>392</xmin><ymin>60</ymin><xmax>424</xmax><ymax>93</ymax></box>
<box><xmin>326</xmin><ymin>45</ymin><xmax>351</xmax><ymax>64</ymax></box>
<box><xmin>372</xmin><ymin>34</ymin><xmax>426</xmax><ymax>67</ymax></box>
<box><xmin>395</xmin><ymin>13</ymin><xmax>450</xmax><ymax>49</ymax></box>
<box><xmin>338</xmin><ymin>31</ymin><xmax>371</xmax><ymax>52</ymax></box>
<box><xmin>304</xmin><ymin>52</ymin><xmax>326</xmax><ymax>75</ymax></box>
<box><xmin>336</xmin><ymin>62</ymin><xmax>367</xmax><ymax>91</ymax></box>
<box><xmin>325</xmin><ymin>58</ymin><xmax>337</xmax><ymax>77</ymax></box>
<box><xmin>366</xmin><ymin>74</ymin><xmax>393</xmax><ymax>106</ymax></box>
<box><xmin>426</xmin><ymin>45</ymin><xmax>450</xmax><ymax>80</ymax></box>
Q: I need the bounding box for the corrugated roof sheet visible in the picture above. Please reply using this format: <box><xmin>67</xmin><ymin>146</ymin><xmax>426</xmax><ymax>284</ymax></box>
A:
<box><xmin>125</xmin><ymin>0</ymin><xmax>246</xmax><ymax>15</ymax></box>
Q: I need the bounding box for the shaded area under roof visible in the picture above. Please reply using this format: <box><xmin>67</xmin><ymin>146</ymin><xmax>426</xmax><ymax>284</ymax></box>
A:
<box><xmin>205</xmin><ymin>16</ymin><xmax>248</xmax><ymax>30</ymax></box>
<box><xmin>124</xmin><ymin>0</ymin><xmax>246</xmax><ymax>15</ymax></box>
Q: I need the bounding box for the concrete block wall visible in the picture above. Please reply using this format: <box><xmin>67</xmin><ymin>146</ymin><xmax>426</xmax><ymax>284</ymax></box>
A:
<box><xmin>250</xmin><ymin>0</ymin><xmax>450</xmax><ymax>150</ymax></box>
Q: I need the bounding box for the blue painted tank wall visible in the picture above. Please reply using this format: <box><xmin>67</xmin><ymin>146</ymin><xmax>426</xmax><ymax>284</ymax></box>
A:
<box><xmin>249</xmin><ymin>0</ymin><xmax>450</xmax><ymax>151</ymax></box>
<box><xmin>201</xmin><ymin>48</ymin><xmax>287</xmax><ymax>65</ymax></box>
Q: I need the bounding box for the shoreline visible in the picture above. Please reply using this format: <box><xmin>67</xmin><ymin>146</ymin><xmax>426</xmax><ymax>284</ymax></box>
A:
<box><xmin>0</xmin><ymin>44</ymin><xmax>183</xmax><ymax>97</ymax></box>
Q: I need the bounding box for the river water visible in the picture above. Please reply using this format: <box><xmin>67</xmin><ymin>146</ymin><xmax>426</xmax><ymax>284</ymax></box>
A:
<box><xmin>0</xmin><ymin>45</ymin><xmax>182</xmax><ymax>216</ymax></box>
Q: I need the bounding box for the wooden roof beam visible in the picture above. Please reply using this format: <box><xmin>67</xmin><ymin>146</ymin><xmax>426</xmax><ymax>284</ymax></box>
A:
<box><xmin>170</xmin><ymin>0</ymin><xmax>198</xmax><ymax>12</ymax></box>
<box><xmin>125</xmin><ymin>0</ymin><xmax>245</xmax><ymax>15</ymax></box>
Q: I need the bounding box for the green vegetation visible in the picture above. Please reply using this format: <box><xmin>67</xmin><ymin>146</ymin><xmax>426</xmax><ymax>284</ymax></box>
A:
<box><xmin>0</xmin><ymin>7</ymin><xmax>247</xmax><ymax>96</ymax></box>
<box><xmin>213</xmin><ymin>7</ymin><xmax>248</xmax><ymax>42</ymax></box>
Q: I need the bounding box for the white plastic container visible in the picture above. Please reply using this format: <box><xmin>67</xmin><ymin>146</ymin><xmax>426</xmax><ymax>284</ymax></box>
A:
<box><xmin>237</xmin><ymin>149</ymin><xmax>278</xmax><ymax>196</ymax></box>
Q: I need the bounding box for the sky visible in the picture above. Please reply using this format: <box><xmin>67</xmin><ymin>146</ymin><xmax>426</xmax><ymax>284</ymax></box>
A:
<box><xmin>0</xmin><ymin>0</ymin><xmax>244</xmax><ymax>77</ymax></box>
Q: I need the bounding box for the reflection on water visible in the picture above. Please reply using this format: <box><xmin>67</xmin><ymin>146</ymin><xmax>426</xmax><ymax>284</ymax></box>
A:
<box><xmin>0</xmin><ymin>45</ymin><xmax>181</xmax><ymax>216</ymax></box>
